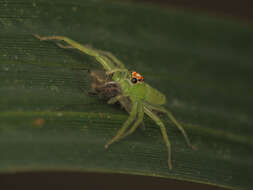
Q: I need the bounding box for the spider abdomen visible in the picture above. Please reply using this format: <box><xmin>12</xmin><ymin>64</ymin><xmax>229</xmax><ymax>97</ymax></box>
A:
<box><xmin>128</xmin><ymin>82</ymin><xmax>166</xmax><ymax>105</ymax></box>
<box><xmin>144</xmin><ymin>83</ymin><xmax>166</xmax><ymax>105</ymax></box>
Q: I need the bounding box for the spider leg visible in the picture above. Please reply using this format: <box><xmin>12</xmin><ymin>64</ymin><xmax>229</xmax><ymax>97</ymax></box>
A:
<box><xmin>107</xmin><ymin>95</ymin><xmax>123</xmax><ymax>104</ymax></box>
<box><xmin>97</xmin><ymin>50</ymin><xmax>126</xmax><ymax>69</ymax></box>
<box><xmin>56</xmin><ymin>42</ymin><xmax>74</xmax><ymax>49</ymax></box>
<box><xmin>33</xmin><ymin>34</ymin><xmax>117</xmax><ymax>71</ymax></box>
<box><xmin>118</xmin><ymin>96</ymin><xmax>132</xmax><ymax>113</ymax></box>
<box><xmin>143</xmin><ymin>106</ymin><xmax>172</xmax><ymax>169</ymax></box>
<box><xmin>104</xmin><ymin>101</ymin><xmax>138</xmax><ymax>149</ymax></box>
<box><xmin>144</xmin><ymin>103</ymin><xmax>196</xmax><ymax>150</ymax></box>
<box><xmin>120</xmin><ymin>103</ymin><xmax>144</xmax><ymax>139</ymax></box>
<box><xmin>106</xmin><ymin>69</ymin><xmax>128</xmax><ymax>75</ymax></box>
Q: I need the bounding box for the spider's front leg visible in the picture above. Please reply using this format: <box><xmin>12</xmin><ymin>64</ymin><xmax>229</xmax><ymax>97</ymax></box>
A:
<box><xmin>104</xmin><ymin>101</ymin><xmax>139</xmax><ymax>149</ymax></box>
<box><xmin>106</xmin><ymin>69</ymin><xmax>128</xmax><ymax>76</ymax></box>
<box><xmin>33</xmin><ymin>34</ymin><xmax>122</xmax><ymax>72</ymax></box>
<box><xmin>120</xmin><ymin>103</ymin><xmax>144</xmax><ymax>139</ymax></box>
<box><xmin>107</xmin><ymin>95</ymin><xmax>123</xmax><ymax>105</ymax></box>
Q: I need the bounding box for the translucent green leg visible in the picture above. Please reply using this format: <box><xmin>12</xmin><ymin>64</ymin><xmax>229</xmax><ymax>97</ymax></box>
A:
<box><xmin>144</xmin><ymin>103</ymin><xmax>196</xmax><ymax>150</ymax></box>
<box><xmin>121</xmin><ymin>103</ymin><xmax>144</xmax><ymax>139</ymax></box>
<box><xmin>167</xmin><ymin>111</ymin><xmax>197</xmax><ymax>150</ymax></box>
<box><xmin>97</xmin><ymin>50</ymin><xmax>126</xmax><ymax>69</ymax></box>
<box><xmin>144</xmin><ymin>106</ymin><xmax>172</xmax><ymax>169</ymax></box>
<box><xmin>33</xmin><ymin>34</ymin><xmax>116</xmax><ymax>71</ymax></box>
<box><xmin>105</xmin><ymin>102</ymin><xmax>138</xmax><ymax>149</ymax></box>
<box><xmin>106</xmin><ymin>69</ymin><xmax>128</xmax><ymax>75</ymax></box>
<box><xmin>55</xmin><ymin>42</ymin><xmax>74</xmax><ymax>49</ymax></box>
<box><xmin>107</xmin><ymin>95</ymin><xmax>123</xmax><ymax>104</ymax></box>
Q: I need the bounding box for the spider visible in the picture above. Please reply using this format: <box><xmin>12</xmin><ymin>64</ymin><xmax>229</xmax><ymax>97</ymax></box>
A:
<box><xmin>33</xmin><ymin>34</ymin><xmax>196</xmax><ymax>169</ymax></box>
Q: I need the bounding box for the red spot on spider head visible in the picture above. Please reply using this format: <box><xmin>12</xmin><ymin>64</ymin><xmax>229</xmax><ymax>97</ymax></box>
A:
<box><xmin>132</xmin><ymin>71</ymin><xmax>144</xmax><ymax>82</ymax></box>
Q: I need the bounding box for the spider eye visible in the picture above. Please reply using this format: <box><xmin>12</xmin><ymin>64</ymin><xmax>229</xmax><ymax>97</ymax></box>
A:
<box><xmin>131</xmin><ymin>78</ymin><xmax>138</xmax><ymax>84</ymax></box>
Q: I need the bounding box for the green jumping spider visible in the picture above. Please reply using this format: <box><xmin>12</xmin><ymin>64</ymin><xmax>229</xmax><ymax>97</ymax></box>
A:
<box><xmin>33</xmin><ymin>34</ymin><xmax>196</xmax><ymax>169</ymax></box>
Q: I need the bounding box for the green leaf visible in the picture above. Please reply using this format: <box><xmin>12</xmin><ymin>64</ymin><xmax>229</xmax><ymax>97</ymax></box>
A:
<box><xmin>1</xmin><ymin>0</ymin><xmax>253</xmax><ymax>189</ymax></box>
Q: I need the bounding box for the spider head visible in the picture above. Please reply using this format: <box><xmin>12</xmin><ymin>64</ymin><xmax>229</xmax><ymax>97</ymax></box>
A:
<box><xmin>131</xmin><ymin>71</ymin><xmax>144</xmax><ymax>84</ymax></box>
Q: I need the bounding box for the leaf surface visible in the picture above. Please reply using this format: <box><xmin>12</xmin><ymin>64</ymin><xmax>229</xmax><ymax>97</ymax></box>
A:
<box><xmin>0</xmin><ymin>1</ymin><xmax>253</xmax><ymax>189</ymax></box>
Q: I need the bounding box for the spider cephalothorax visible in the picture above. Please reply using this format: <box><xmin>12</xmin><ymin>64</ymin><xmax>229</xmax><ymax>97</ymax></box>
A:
<box><xmin>34</xmin><ymin>34</ymin><xmax>196</xmax><ymax>169</ymax></box>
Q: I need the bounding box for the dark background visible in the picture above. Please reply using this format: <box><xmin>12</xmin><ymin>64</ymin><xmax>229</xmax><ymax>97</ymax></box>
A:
<box><xmin>2</xmin><ymin>0</ymin><xmax>249</xmax><ymax>190</ymax></box>
<box><xmin>134</xmin><ymin>0</ymin><xmax>253</xmax><ymax>23</ymax></box>
<box><xmin>1</xmin><ymin>172</ymin><xmax>229</xmax><ymax>190</ymax></box>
